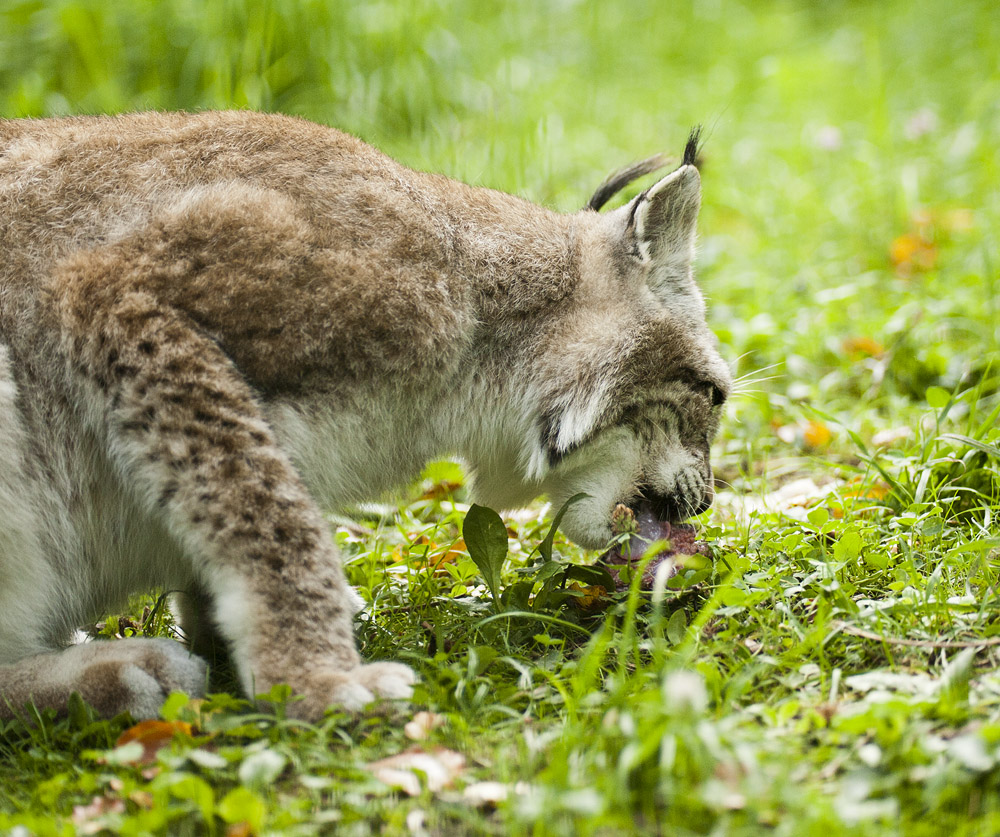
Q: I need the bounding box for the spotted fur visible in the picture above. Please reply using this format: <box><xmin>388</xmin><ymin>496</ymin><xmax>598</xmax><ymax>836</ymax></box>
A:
<box><xmin>0</xmin><ymin>111</ymin><xmax>729</xmax><ymax>720</ymax></box>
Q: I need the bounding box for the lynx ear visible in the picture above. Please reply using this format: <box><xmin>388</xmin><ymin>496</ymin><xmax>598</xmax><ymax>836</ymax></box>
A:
<box><xmin>630</xmin><ymin>163</ymin><xmax>701</xmax><ymax>265</ymax></box>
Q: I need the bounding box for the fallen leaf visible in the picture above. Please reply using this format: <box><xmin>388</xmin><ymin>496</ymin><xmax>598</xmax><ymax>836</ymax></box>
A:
<box><xmin>716</xmin><ymin>478</ymin><xmax>840</xmax><ymax>523</ymax></box>
<box><xmin>369</xmin><ymin>746</ymin><xmax>466</xmax><ymax>796</ymax></box>
<box><xmin>462</xmin><ymin>781</ymin><xmax>511</xmax><ymax>807</ymax></box>
<box><xmin>775</xmin><ymin>424</ymin><xmax>799</xmax><ymax>445</ymax></box>
<box><xmin>568</xmin><ymin>582</ymin><xmax>609</xmax><ymax>611</ymax></box>
<box><xmin>842</xmin><ymin>336</ymin><xmax>885</xmax><ymax>359</ymax></box>
<box><xmin>404</xmin><ymin>711</ymin><xmax>446</xmax><ymax>741</ymax></box>
<box><xmin>440</xmin><ymin>538</ymin><xmax>466</xmax><ymax>564</ymax></box>
<box><xmin>72</xmin><ymin>796</ymin><xmax>126</xmax><ymax>834</ymax></box>
<box><xmin>393</xmin><ymin>535</ymin><xmax>438</xmax><ymax>564</ymax></box>
<box><xmin>413</xmin><ymin>539</ymin><xmax>466</xmax><ymax>575</ymax></box>
<box><xmin>115</xmin><ymin>720</ymin><xmax>192</xmax><ymax>764</ymax></box>
<box><xmin>890</xmin><ymin>231</ymin><xmax>937</xmax><ymax>275</ymax></box>
<box><xmin>843</xmin><ymin>481</ymin><xmax>891</xmax><ymax>502</ymax></box>
<box><xmin>803</xmin><ymin>420</ymin><xmax>833</xmax><ymax>449</ymax></box>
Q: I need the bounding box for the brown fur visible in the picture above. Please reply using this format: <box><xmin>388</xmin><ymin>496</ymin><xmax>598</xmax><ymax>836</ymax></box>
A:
<box><xmin>0</xmin><ymin>111</ymin><xmax>729</xmax><ymax>720</ymax></box>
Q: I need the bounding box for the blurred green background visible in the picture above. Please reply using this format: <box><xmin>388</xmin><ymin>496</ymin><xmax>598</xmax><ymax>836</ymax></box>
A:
<box><xmin>2</xmin><ymin>0</ymin><xmax>998</xmax><ymax>462</ymax></box>
<box><xmin>3</xmin><ymin>6</ymin><xmax>1000</xmax><ymax>831</ymax></box>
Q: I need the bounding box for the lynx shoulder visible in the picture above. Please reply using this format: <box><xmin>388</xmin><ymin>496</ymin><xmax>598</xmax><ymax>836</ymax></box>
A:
<box><xmin>0</xmin><ymin>111</ymin><xmax>729</xmax><ymax>720</ymax></box>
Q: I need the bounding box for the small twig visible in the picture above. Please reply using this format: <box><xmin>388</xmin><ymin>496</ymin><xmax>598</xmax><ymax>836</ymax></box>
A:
<box><xmin>831</xmin><ymin>620</ymin><xmax>1000</xmax><ymax>649</ymax></box>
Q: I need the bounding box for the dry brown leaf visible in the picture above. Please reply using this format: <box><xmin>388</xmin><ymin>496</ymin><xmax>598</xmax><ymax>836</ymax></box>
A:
<box><xmin>72</xmin><ymin>796</ymin><xmax>126</xmax><ymax>834</ymax></box>
<box><xmin>404</xmin><ymin>711</ymin><xmax>446</xmax><ymax>741</ymax></box>
<box><xmin>890</xmin><ymin>231</ymin><xmax>937</xmax><ymax>275</ymax></box>
<box><xmin>412</xmin><ymin>539</ymin><xmax>466</xmax><ymax>575</ymax></box>
<box><xmin>369</xmin><ymin>746</ymin><xmax>466</xmax><ymax>796</ymax></box>
<box><xmin>842</xmin><ymin>336</ymin><xmax>885</xmax><ymax>359</ymax></box>
<box><xmin>115</xmin><ymin>719</ymin><xmax>192</xmax><ymax>764</ymax></box>
<box><xmin>568</xmin><ymin>582</ymin><xmax>610</xmax><ymax>612</ymax></box>
<box><xmin>392</xmin><ymin>534</ymin><xmax>437</xmax><ymax>564</ymax></box>
<box><xmin>843</xmin><ymin>481</ymin><xmax>890</xmax><ymax>502</ymax></box>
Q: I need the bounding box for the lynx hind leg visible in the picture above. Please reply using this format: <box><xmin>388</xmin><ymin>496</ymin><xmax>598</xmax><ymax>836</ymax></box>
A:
<box><xmin>50</xmin><ymin>272</ymin><xmax>413</xmax><ymax>718</ymax></box>
<box><xmin>0</xmin><ymin>639</ymin><xmax>207</xmax><ymax>721</ymax></box>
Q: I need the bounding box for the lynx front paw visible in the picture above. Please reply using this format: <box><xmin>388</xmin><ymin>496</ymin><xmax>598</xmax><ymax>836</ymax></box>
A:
<box><xmin>77</xmin><ymin>638</ymin><xmax>208</xmax><ymax>719</ymax></box>
<box><xmin>288</xmin><ymin>661</ymin><xmax>417</xmax><ymax>720</ymax></box>
<box><xmin>0</xmin><ymin>638</ymin><xmax>208</xmax><ymax>720</ymax></box>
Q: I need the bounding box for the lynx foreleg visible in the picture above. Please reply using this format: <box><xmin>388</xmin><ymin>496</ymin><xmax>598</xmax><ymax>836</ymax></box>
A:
<box><xmin>49</xmin><ymin>277</ymin><xmax>413</xmax><ymax>719</ymax></box>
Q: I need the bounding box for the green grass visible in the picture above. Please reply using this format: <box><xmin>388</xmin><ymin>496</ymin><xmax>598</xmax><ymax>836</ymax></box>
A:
<box><xmin>2</xmin><ymin>0</ymin><xmax>1000</xmax><ymax>833</ymax></box>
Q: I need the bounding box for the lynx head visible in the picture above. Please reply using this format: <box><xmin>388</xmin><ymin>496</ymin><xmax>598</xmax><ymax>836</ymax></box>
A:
<box><xmin>475</xmin><ymin>130</ymin><xmax>731</xmax><ymax>549</ymax></box>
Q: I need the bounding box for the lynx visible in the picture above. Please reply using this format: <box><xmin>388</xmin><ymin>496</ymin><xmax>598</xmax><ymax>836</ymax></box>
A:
<box><xmin>0</xmin><ymin>111</ymin><xmax>730</xmax><ymax>720</ymax></box>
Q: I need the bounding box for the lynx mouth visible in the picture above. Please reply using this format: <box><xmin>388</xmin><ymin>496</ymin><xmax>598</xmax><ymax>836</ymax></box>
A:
<box><xmin>600</xmin><ymin>501</ymin><xmax>710</xmax><ymax>590</ymax></box>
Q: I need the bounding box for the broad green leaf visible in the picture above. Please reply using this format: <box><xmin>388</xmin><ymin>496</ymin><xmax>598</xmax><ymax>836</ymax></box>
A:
<box><xmin>218</xmin><ymin>787</ymin><xmax>267</xmax><ymax>830</ymax></box>
<box><xmin>565</xmin><ymin>562</ymin><xmax>618</xmax><ymax>591</ymax></box>
<box><xmin>159</xmin><ymin>773</ymin><xmax>215</xmax><ymax>823</ymax></box>
<box><xmin>538</xmin><ymin>492</ymin><xmax>588</xmax><ymax>562</ymax></box>
<box><xmin>719</xmin><ymin>585</ymin><xmax>748</xmax><ymax>607</ymax></box>
<box><xmin>833</xmin><ymin>531</ymin><xmax>863</xmax><ymax>562</ymax></box>
<box><xmin>532</xmin><ymin>560</ymin><xmax>563</xmax><ymax>583</ymax></box>
<box><xmin>926</xmin><ymin>386</ymin><xmax>951</xmax><ymax>409</ymax></box>
<box><xmin>666</xmin><ymin>609</ymin><xmax>688</xmax><ymax>645</ymax></box>
<box><xmin>468</xmin><ymin>645</ymin><xmax>499</xmax><ymax>676</ymax></box>
<box><xmin>463</xmin><ymin>504</ymin><xmax>508</xmax><ymax>603</ymax></box>
<box><xmin>160</xmin><ymin>691</ymin><xmax>190</xmax><ymax>722</ymax></box>
<box><xmin>807</xmin><ymin>507</ymin><xmax>829</xmax><ymax>528</ymax></box>
<box><xmin>863</xmin><ymin>550</ymin><xmax>890</xmax><ymax>570</ymax></box>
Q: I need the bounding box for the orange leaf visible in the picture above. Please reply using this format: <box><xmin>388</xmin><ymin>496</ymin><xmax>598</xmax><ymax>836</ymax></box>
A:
<box><xmin>844</xmin><ymin>481</ymin><xmax>891</xmax><ymax>501</ymax></box>
<box><xmin>890</xmin><ymin>232</ymin><xmax>937</xmax><ymax>274</ymax></box>
<box><xmin>803</xmin><ymin>421</ymin><xmax>832</xmax><ymax>449</ymax></box>
<box><xmin>842</xmin><ymin>336</ymin><xmax>885</xmax><ymax>359</ymax></box>
<box><xmin>568</xmin><ymin>582</ymin><xmax>609</xmax><ymax>611</ymax></box>
<box><xmin>440</xmin><ymin>538</ymin><xmax>466</xmax><ymax>563</ymax></box>
<box><xmin>413</xmin><ymin>538</ymin><xmax>464</xmax><ymax>574</ymax></box>
<box><xmin>394</xmin><ymin>535</ymin><xmax>439</xmax><ymax>564</ymax></box>
<box><xmin>116</xmin><ymin>720</ymin><xmax>192</xmax><ymax>764</ymax></box>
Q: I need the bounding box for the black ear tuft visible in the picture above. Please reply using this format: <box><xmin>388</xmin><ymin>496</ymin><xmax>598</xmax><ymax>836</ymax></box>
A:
<box><xmin>585</xmin><ymin>154</ymin><xmax>669</xmax><ymax>212</ymax></box>
<box><xmin>682</xmin><ymin>126</ymin><xmax>702</xmax><ymax>168</ymax></box>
